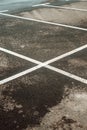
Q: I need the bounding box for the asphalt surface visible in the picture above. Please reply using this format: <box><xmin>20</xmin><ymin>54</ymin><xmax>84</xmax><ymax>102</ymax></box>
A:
<box><xmin>0</xmin><ymin>1</ymin><xmax>87</xmax><ymax>130</ymax></box>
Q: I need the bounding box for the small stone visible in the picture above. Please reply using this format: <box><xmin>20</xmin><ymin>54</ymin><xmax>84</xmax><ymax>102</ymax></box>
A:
<box><xmin>14</xmin><ymin>120</ymin><xmax>17</xmax><ymax>124</ymax></box>
<box><xmin>16</xmin><ymin>104</ymin><xmax>23</xmax><ymax>109</ymax></box>
<box><xmin>18</xmin><ymin>110</ymin><xmax>23</xmax><ymax>114</ymax></box>
<box><xmin>33</xmin><ymin>111</ymin><xmax>39</xmax><ymax>116</ymax></box>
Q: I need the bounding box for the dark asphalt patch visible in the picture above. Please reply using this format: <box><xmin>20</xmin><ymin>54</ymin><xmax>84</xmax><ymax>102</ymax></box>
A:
<box><xmin>0</xmin><ymin>18</ymin><xmax>87</xmax><ymax>62</ymax></box>
<box><xmin>0</xmin><ymin>68</ymin><xmax>87</xmax><ymax>130</ymax></box>
<box><xmin>0</xmin><ymin>51</ymin><xmax>36</xmax><ymax>80</ymax></box>
<box><xmin>51</xmin><ymin>48</ymin><xmax>87</xmax><ymax>79</ymax></box>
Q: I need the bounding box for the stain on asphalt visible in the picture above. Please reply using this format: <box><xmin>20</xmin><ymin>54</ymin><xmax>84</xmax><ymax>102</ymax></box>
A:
<box><xmin>0</xmin><ymin>68</ymin><xmax>82</xmax><ymax>130</ymax></box>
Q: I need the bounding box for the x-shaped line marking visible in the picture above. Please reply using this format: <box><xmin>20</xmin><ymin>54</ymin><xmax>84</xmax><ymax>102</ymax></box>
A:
<box><xmin>0</xmin><ymin>10</ymin><xmax>87</xmax><ymax>85</ymax></box>
<box><xmin>0</xmin><ymin>44</ymin><xmax>87</xmax><ymax>85</ymax></box>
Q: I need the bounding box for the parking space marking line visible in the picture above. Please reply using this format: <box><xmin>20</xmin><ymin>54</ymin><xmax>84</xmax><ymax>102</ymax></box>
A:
<box><xmin>0</xmin><ymin>10</ymin><xmax>8</xmax><ymax>13</ymax></box>
<box><xmin>0</xmin><ymin>61</ymin><xmax>87</xmax><ymax>85</ymax></box>
<box><xmin>46</xmin><ymin>65</ymin><xmax>87</xmax><ymax>85</ymax></box>
<box><xmin>42</xmin><ymin>4</ymin><xmax>87</xmax><ymax>12</ymax></box>
<box><xmin>0</xmin><ymin>47</ymin><xmax>40</xmax><ymax>65</ymax></box>
<box><xmin>0</xmin><ymin>12</ymin><xmax>87</xmax><ymax>31</ymax></box>
<box><xmin>0</xmin><ymin>64</ymin><xmax>43</xmax><ymax>85</ymax></box>
<box><xmin>0</xmin><ymin>44</ymin><xmax>87</xmax><ymax>66</ymax></box>
<box><xmin>32</xmin><ymin>3</ymin><xmax>50</xmax><ymax>7</ymax></box>
<box><xmin>41</xmin><ymin>44</ymin><xmax>87</xmax><ymax>65</ymax></box>
<box><xmin>0</xmin><ymin>44</ymin><xmax>87</xmax><ymax>85</ymax></box>
<box><xmin>1</xmin><ymin>63</ymin><xmax>87</xmax><ymax>85</ymax></box>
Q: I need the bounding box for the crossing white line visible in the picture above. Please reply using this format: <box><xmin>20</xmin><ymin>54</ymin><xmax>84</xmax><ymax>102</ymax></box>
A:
<box><xmin>1</xmin><ymin>63</ymin><xmax>87</xmax><ymax>85</ymax></box>
<box><xmin>0</xmin><ymin>44</ymin><xmax>87</xmax><ymax>85</ymax></box>
<box><xmin>42</xmin><ymin>4</ymin><xmax>87</xmax><ymax>12</ymax></box>
<box><xmin>0</xmin><ymin>44</ymin><xmax>87</xmax><ymax>66</ymax></box>
<box><xmin>0</xmin><ymin>12</ymin><xmax>87</xmax><ymax>31</ymax></box>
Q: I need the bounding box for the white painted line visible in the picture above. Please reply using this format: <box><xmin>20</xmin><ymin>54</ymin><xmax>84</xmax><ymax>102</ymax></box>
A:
<box><xmin>0</xmin><ymin>44</ymin><xmax>87</xmax><ymax>66</ymax></box>
<box><xmin>43</xmin><ymin>44</ymin><xmax>87</xmax><ymax>65</ymax></box>
<box><xmin>0</xmin><ymin>10</ymin><xmax>8</xmax><ymax>13</ymax></box>
<box><xmin>0</xmin><ymin>64</ymin><xmax>43</xmax><ymax>85</ymax></box>
<box><xmin>0</xmin><ymin>12</ymin><xmax>87</xmax><ymax>31</ymax></box>
<box><xmin>46</xmin><ymin>65</ymin><xmax>87</xmax><ymax>85</ymax></box>
<box><xmin>0</xmin><ymin>47</ymin><xmax>40</xmax><ymax>65</ymax></box>
<box><xmin>43</xmin><ymin>4</ymin><xmax>87</xmax><ymax>12</ymax></box>
<box><xmin>0</xmin><ymin>44</ymin><xmax>87</xmax><ymax>85</ymax></box>
<box><xmin>32</xmin><ymin>3</ymin><xmax>50</xmax><ymax>7</ymax></box>
<box><xmin>1</xmin><ymin>62</ymin><xmax>87</xmax><ymax>85</ymax></box>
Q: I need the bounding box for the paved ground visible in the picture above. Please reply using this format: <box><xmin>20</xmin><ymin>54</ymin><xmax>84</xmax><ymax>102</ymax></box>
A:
<box><xmin>0</xmin><ymin>1</ymin><xmax>87</xmax><ymax>130</ymax></box>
